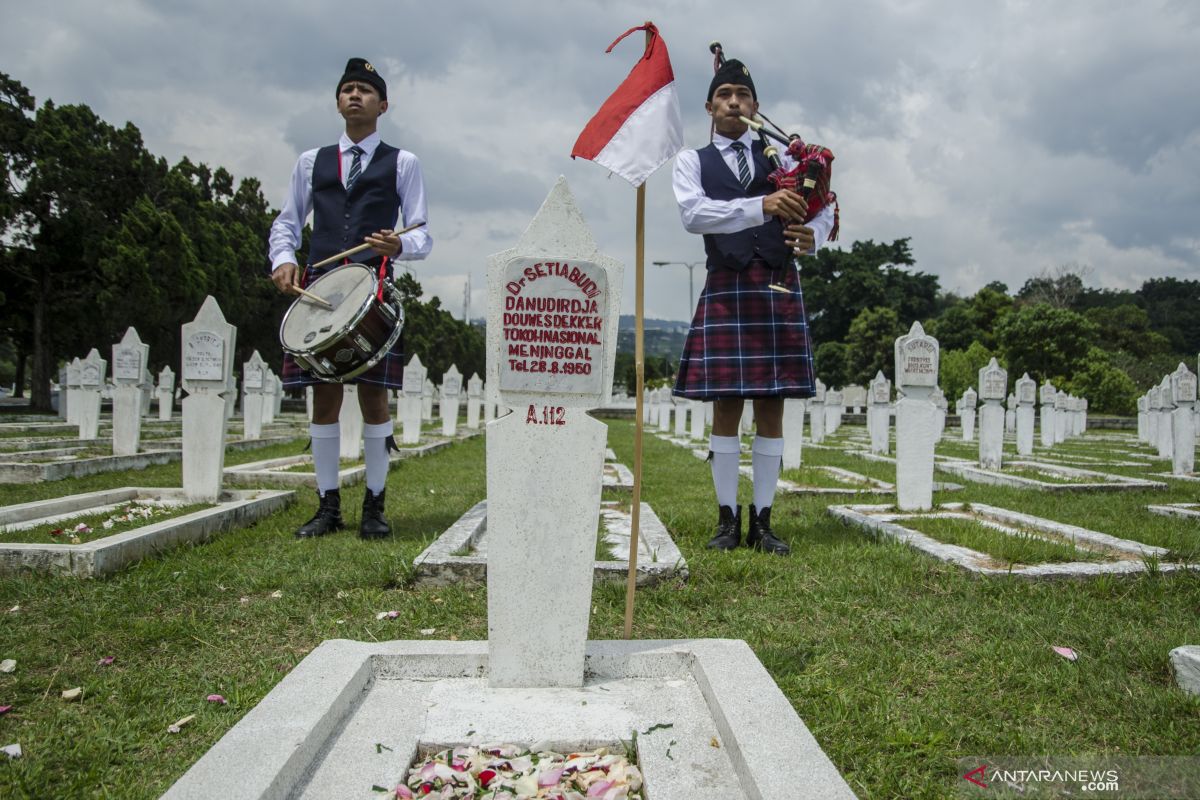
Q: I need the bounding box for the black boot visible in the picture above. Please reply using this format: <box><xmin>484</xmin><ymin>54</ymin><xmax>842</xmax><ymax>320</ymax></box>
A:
<box><xmin>706</xmin><ymin>505</ymin><xmax>741</xmax><ymax>551</ymax></box>
<box><xmin>746</xmin><ymin>504</ymin><xmax>790</xmax><ymax>555</ymax></box>
<box><xmin>359</xmin><ymin>488</ymin><xmax>391</xmax><ymax>539</ymax></box>
<box><xmin>295</xmin><ymin>489</ymin><xmax>344</xmax><ymax>539</ymax></box>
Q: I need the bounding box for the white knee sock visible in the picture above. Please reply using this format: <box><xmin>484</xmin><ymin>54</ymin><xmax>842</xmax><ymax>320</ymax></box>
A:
<box><xmin>363</xmin><ymin>420</ymin><xmax>393</xmax><ymax>494</ymax></box>
<box><xmin>709</xmin><ymin>434</ymin><xmax>741</xmax><ymax>508</ymax></box>
<box><xmin>310</xmin><ymin>422</ymin><xmax>341</xmax><ymax>495</ymax></box>
<box><xmin>752</xmin><ymin>435</ymin><xmax>784</xmax><ymax>510</ymax></box>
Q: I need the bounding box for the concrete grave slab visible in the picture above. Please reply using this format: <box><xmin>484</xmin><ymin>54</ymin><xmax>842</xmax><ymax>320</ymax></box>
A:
<box><xmin>741</xmin><ymin>464</ymin><xmax>893</xmax><ymax>495</ymax></box>
<box><xmin>0</xmin><ymin>487</ymin><xmax>293</xmax><ymax>577</ymax></box>
<box><xmin>1147</xmin><ymin>503</ymin><xmax>1200</xmax><ymax>521</ymax></box>
<box><xmin>1170</xmin><ymin>646</ymin><xmax>1200</xmax><ymax>697</ymax></box>
<box><xmin>412</xmin><ymin>499</ymin><xmax>686</xmax><ymax>588</ymax></box>
<box><xmin>829</xmin><ymin>501</ymin><xmax>1191</xmax><ymax>580</ymax></box>
<box><xmin>0</xmin><ymin>449</ymin><xmax>182</xmax><ymax>483</ymax></box>
<box><xmin>162</xmin><ymin>639</ymin><xmax>856</xmax><ymax>800</ymax></box>
<box><xmin>935</xmin><ymin>460</ymin><xmax>1168</xmax><ymax>491</ymax></box>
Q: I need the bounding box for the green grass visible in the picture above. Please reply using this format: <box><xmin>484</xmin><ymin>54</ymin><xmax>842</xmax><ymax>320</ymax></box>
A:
<box><xmin>899</xmin><ymin>515</ymin><xmax>1106</xmax><ymax>565</ymax></box>
<box><xmin>781</xmin><ymin>465</ymin><xmax>879</xmax><ymax>490</ymax></box>
<box><xmin>0</xmin><ymin>423</ymin><xmax>1199</xmax><ymax>799</ymax></box>
<box><xmin>999</xmin><ymin>465</ymin><xmax>1110</xmax><ymax>484</ymax></box>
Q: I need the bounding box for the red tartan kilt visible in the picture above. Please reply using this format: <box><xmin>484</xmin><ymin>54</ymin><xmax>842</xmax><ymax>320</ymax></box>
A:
<box><xmin>673</xmin><ymin>261</ymin><xmax>816</xmax><ymax>400</ymax></box>
<box><xmin>280</xmin><ymin>261</ymin><xmax>406</xmax><ymax>391</ymax></box>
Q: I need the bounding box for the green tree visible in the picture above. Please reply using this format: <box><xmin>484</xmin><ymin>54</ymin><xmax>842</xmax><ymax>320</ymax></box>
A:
<box><xmin>996</xmin><ymin>304</ymin><xmax>1098</xmax><ymax>384</ymax></box>
<box><xmin>929</xmin><ymin>285</ymin><xmax>1014</xmax><ymax>351</ymax></box>
<box><xmin>393</xmin><ymin>273</ymin><xmax>485</xmax><ymax>384</ymax></box>
<box><xmin>938</xmin><ymin>341</ymin><xmax>993</xmax><ymax>401</ymax></box>
<box><xmin>815</xmin><ymin>341</ymin><xmax>849</xmax><ymax>388</ymax></box>
<box><xmin>1137</xmin><ymin>277</ymin><xmax>1200</xmax><ymax>355</ymax></box>
<box><xmin>1082</xmin><ymin>304</ymin><xmax>1171</xmax><ymax>359</ymax></box>
<box><xmin>845</xmin><ymin>306</ymin><xmax>902</xmax><ymax>384</ymax></box>
<box><xmin>1064</xmin><ymin>348</ymin><xmax>1139</xmax><ymax>415</ymax></box>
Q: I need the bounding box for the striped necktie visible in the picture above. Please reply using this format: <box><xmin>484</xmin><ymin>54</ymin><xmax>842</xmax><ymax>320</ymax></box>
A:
<box><xmin>346</xmin><ymin>145</ymin><xmax>364</xmax><ymax>192</ymax></box>
<box><xmin>729</xmin><ymin>141</ymin><xmax>751</xmax><ymax>189</ymax></box>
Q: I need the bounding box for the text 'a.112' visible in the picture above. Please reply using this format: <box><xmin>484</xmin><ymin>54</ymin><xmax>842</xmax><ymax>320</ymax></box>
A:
<box><xmin>525</xmin><ymin>405</ymin><xmax>566</xmax><ymax>426</ymax></box>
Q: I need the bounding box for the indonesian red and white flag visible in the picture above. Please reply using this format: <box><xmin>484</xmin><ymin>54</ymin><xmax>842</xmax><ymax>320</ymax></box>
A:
<box><xmin>571</xmin><ymin>23</ymin><xmax>683</xmax><ymax>187</ymax></box>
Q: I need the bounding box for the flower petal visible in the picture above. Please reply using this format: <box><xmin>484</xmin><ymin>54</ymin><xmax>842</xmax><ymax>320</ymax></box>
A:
<box><xmin>97</xmin><ymin>656</ymin><xmax>115</xmax><ymax>666</ymax></box>
<box><xmin>206</xmin><ymin>694</ymin><xmax>228</xmax><ymax>705</ymax></box>
<box><xmin>1052</xmin><ymin>646</ymin><xmax>1078</xmax><ymax>662</ymax></box>
<box><xmin>2</xmin><ymin>743</ymin><xmax>21</xmax><ymax>759</ymax></box>
<box><xmin>0</xmin><ymin>660</ymin><xmax>15</xmax><ymax>674</ymax></box>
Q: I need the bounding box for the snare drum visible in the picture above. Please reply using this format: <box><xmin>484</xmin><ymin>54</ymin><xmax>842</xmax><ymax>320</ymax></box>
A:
<box><xmin>279</xmin><ymin>263</ymin><xmax>404</xmax><ymax>382</ymax></box>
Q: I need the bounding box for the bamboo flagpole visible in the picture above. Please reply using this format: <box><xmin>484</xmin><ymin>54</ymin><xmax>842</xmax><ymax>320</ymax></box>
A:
<box><xmin>570</xmin><ymin>21</ymin><xmax>683</xmax><ymax>639</ymax></box>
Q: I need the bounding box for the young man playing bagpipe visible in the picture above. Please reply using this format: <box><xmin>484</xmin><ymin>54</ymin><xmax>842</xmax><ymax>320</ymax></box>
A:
<box><xmin>269</xmin><ymin>58</ymin><xmax>432</xmax><ymax>540</ymax></box>
<box><xmin>671</xmin><ymin>50</ymin><xmax>838</xmax><ymax>555</ymax></box>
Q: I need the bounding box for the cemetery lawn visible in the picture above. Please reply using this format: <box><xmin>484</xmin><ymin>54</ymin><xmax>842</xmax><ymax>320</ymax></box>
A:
<box><xmin>895</xmin><ymin>515</ymin><xmax>1107</xmax><ymax>564</ymax></box>
<box><xmin>0</xmin><ymin>420</ymin><xmax>1197</xmax><ymax>799</ymax></box>
<box><xmin>781</xmin><ymin>465</ymin><xmax>882</xmax><ymax>490</ymax></box>
<box><xmin>0</xmin><ymin>502</ymin><xmax>212</xmax><ymax>545</ymax></box>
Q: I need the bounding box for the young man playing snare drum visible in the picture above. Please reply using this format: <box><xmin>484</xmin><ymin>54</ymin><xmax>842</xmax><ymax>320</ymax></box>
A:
<box><xmin>269</xmin><ymin>57</ymin><xmax>431</xmax><ymax>539</ymax></box>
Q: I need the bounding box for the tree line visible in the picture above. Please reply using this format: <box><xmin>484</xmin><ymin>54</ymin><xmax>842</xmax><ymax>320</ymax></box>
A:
<box><xmin>0</xmin><ymin>74</ymin><xmax>482</xmax><ymax>410</ymax></box>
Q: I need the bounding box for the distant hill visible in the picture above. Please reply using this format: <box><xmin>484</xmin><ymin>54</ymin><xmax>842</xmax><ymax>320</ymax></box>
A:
<box><xmin>616</xmin><ymin>316</ymin><xmax>689</xmax><ymax>360</ymax></box>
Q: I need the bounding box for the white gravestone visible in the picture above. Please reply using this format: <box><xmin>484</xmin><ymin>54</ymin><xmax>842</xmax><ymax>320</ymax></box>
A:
<box><xmin>869</xmin><ymin>371</ymin><xmax>891</xmax><ymax>455</ymax></box>
<box><xmin>1054</xmin><ymin>391</ymin><xmax>1070</xmax><ymax>444</ymax></box>
<box><xmin>1137</xmin><ymin>394</ymin><xmax>1148</xmax><ymax>443</ymax></box>
<box><xmin>57</xmin><ymin>365</ymin><xmax>69</xmax><ymax>420</ymax></box>
<box><xmin>690</xmin><ymin>400</ymin><xmax>707</xmax><ymax>441</ymax></box>
<box><xmin>157</xmin><ymin>366</ymin><xmax>175</xmax><ymax>421</ymax></box>
<box><xmin>440</xmin><ymin>365</ymin><xmax>462</xmax><ymax>437</ymax></box>
<box><xmin>782</xmin><ymin>398</ymin><xmax>804</xmax><ymax>469</ymax></box>
<box><xmin>843</xmin><ymin>384</ymin><xmax>867</xmax><ymax>415</ymax></box>
<box><xmin>223</xmin><ymin>375</ymin><xmax>237</xmax><ymax>422</ymax></box>
<box><xmin>181</xmin><ymin>297</ymin><xmax>236</xmax><ymax>502</ymax></box>
<box><xmin>1157</xmin><ymin>378</ymin><xmax>1174</xmax><ymax>459</ymax></box>
<box><xmin>466</xmin><ymin>373</ymin><xmax>483</xmax><ymax>429</ymax></box>
<box><xmin>1005</xmin><ymin>392</ymin><xmax>1017</xmax><ymax>435</ymax></box>
<box><xmin>1015</xmin><ymin>373</ymin><xmax>1036</xmax><ymax>456</ymax></box>
<box><xmin>894</xmin><ymin>322</ymin><xmax>939</xmax><ymax>511</ymax></box>
<box><xmin>140</xmin><ymin>367</ymin><xmax>154</xmax><ymax>418</ymax></box>
<box><xmin>1040</xmin><ymin>382</ymin><xmax>1056</xmax><ymax>448</ymax></box>
<box><xmin>659</xmin><ymin>393</ymin><xmax>673</xmax><ymax>433</ymax></box>
<box><xmin>262</xmin><ymin>371</ymin><xmax>278</xmax><ymax>425</ymax></box>
<box><xmin>809</xmin><ymin>379</ymin><xmax>826</xmax><ymax>443</ymax></box>
<box><xmin>932</xmin><ymin>387</ymin><xmax>947</xmax><ymax>440</ymax></box>
<box><xmin>66</xmin><ymin>359</ymin><xmax>82</xmax><ymax>426</ymax></box>
<box><xmin>485</xmin><ymin>177</ymin><xmax>623</xmax><ymax>687</ymax></box>
<box><xmin>341</xmin><ymin>384</ymin><xmax>363</xmax><ymax>460</ymax></box>
<box><xmin>111</xmin><ymin>328</ymin><xmax>149</xmax><ymax>456</ymax></box>
<box><xmin>1149</xmin><ymin>386</ymin><xmax>1164</xmax><ymax>450</ymax></box>
<box><xmin>400</xmin><ymin>355</ymin><xmax>426</xmax><ymax>445</ymax></box>
<box><xmin>825</xmin><ymin>389</ymin><xmax>842</xmax><ymax>435</ymax></box>
<box><xmin>422</xmin><ymin>378</ymin><xmax>434</xmax><ymax>422</ymax></box>
<box><xmin>960</xmin><ymin>387</ymin><xmax>977</xmax><ymax>442</ymax></box>
<box><xmin>242</xmin><ymin>351</ymin><xmax>267</xmax><ymax>440</ymax></box>
<box><xmin>977</xmin><ymin>358</ymin><xmax>1007</xmax><ymax>470</ymax></box>
<box><xmin>77</xmin><ymin>349</ymin><xmax>106</xmax><ymax>441</ymax></box>
<box><xmin>674</xmin><ymin>396</ymin><xmax>688</xmax><ymax>437</ymax></box>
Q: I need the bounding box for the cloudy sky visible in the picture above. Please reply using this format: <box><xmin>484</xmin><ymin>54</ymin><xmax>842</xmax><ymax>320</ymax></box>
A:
<box><xmin>4</xmin><ymin>0</ymin><xmax>1198</xmax><ymax>322</ymax></box>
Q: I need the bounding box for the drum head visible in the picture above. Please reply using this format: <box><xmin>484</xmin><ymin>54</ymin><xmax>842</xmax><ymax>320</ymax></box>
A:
<box><xmin>280</xmin><ymin>264</ymin><xmax>377</xmax><ymax>351</ymax></box>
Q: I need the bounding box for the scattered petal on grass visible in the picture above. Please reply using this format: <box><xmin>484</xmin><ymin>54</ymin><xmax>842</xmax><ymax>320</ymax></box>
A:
<box><xmin>61</xmin><ymin>687</ymin><xmax>83</xmax><ymax>702</ymax></box>
<box><xmin>336</xmin><ymin>590</ymin><xmax>348</xmax><ymax>599</ymax></box>
<box><xmin>1052</xmin><ymin>646</ymin><xmax>1078</xmax><ymax>662</ymax></box>
<box><xmin>168</xmin><ymin>714</ymin><xmax>196</xmax><ymax>733</ymax></box>
<box><xmin>375</xmin><ymin>610</ymin><xmax>401</xmax><ymax>620</ymax></box>
<box><xmin>0</xmin><ymin>660</ymin><xmax>15</xmax><ymax>674</ymax></box>
<box><xmin>239</xmin><ymin>597</ymin><xmax>250</xmax><ymax>606</ymax></box>
<box><xmin>0</xmin><ymin>705</ymin><xmax>12</xmax><ymax>715</ymax></box>
<box><xmin>419</xmin><ymin>628</ymin><xmax>436</xmax><ymax>636</ymax></box>
<box><xmin>6</xmin><ymin>605</ymin><xmax>17</xmax><ymax>614</ymax></box>
<box><xmin>97</xmin><ymin>656</ymin><xmax>115</xmax><ymax>666</ymax></box>
<box><xmin>2</xmin><ymin>743</ymin><xmax>21</xmax><ymax>759</ymax></box>
<box><xmin>206</xmin><ymin>694</ymin><xmax>228</xmax><ymax>705</ymax></box>
<box><xmin>336</xmin><ymin>619</ymin><xmax>346</xmax><ymax>625</ymax></box>
<box><xmin>269</xmin><ymin>590</ymin><xmax>283</xmax><ymax>599</ymax></box>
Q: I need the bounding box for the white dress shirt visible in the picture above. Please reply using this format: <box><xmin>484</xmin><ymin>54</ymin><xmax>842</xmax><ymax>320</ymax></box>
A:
<box><xmin>672</xmin><ymin>130</ymin><xmax>834</xmax><ymax>252</ymax></box>
<box><xmin>268</xmin><ymin>131</ymin><xmax>432</xmax><ymax>271</ymax></box>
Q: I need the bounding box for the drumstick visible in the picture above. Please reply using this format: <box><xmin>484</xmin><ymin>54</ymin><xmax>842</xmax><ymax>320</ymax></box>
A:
<box><xmin>309</xmin><ymin>221</ymin><xmax>427</xmax><ymax>270</ymax></box>
<box><xmin>290</xmin><ymin>285</ymin><xmax>335</xmax><ymax>310</ymax></box>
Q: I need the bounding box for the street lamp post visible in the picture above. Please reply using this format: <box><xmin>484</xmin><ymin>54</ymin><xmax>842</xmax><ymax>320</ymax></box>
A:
<box><xmin>652</xmin><ymin>260</ymin><xmax>703</xmax><ymax>315</ymax></box>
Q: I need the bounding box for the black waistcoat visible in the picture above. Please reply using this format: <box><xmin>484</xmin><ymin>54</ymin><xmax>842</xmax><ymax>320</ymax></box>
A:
<box><xmin>697</xmin><ymin>140</ymin><xmax>789</xmax><ymax>272</ymax></box>
<box><xmin>309</xmin><ymin>143</ymin><xmax>401</xmax><ymax>266</ymax></box>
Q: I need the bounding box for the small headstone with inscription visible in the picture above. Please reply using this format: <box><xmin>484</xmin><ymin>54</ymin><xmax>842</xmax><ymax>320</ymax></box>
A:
<box><xmin>809</xmin><ymin>379</ymin><xmax>826</xmax><ymax>443</ymax></box>
<box><xmin>1005</xmin><ymin>392</ymin><xmax>1017</xmax><ymax>434</ymax></box>
<box><xmin>977</xmin><ymin>358</ymin><xmax>1007</xmax><ymax>470</ymax></box>
<box><xmin>932</xmin><ymin>387</ymin><xmax>947</xmax><ymax>440</ymax></box>
<box><xmin>782</xmin><ymin>398</ymin><xmax>804</xmax><ymax>469</ymax></box>
<box><xmin>466</xmin><ymin>373</ymin><xmax>483</xmax><ymax>429</ymax></box>
<box><xmin>484</xmin><ymin>177</ymin><xmax>622</xmax><ymax>687</ymax></box>
<box><xmin>400</xmin><ymin>355</ymin><xmax>426</xmax><ymax>444</ymax></box>
<box><xmin>1054</xmin><ymin>390</ymin><xmax>1070</xmax><ymax>445</ymax></box>
<box><xmin>157</xmin><ymin>366</ymin><xmax>175</xmax><ymax>421</ymax></box>
<box><xmin>1157</xmin><ymin>377</ymin><xmax>1176</xmax><ymax>461</ymax></box>
<box><xmin>181</xmin><ymin>297</ymin><xmax>236</xmax><ymax>501</ymax></box>
<box><xmin>689</xmin><ymin>399</ymin><xmax>707</xmax><ymax>441</ymax></box>
<box><xmin>263</xmin><ymin>370</ymin><xmax>278</xmax><ymax>425</ymax></box>
<box><xmin>894</xmin><ymin>322</ymin><xmax>939</xmax><ymax>510</ymax></box>
<box><xmin>1040</xmin><ymin>382</ymin><xmax>1056</xmax><ymax>448</ymax></box>
<box><xmin>141</xmin><ymin>367</ymin><xmax>155</xmax><ymax>418</ymax></box>
<box><xmin>440</xmin><ymin>365</ymin><xmax>462</xmax><ymax>437</ymax></box>
<box><xmin>57</xmin><ymin>365</ymin><xmax>69</xmax><ymax>420</ymax></box>
<box><xmin>111</xmin><ymin>327</ymin><xmax>149</xmax><ymax>456</ymax></box>
<box><xmin>1015</xmin><ymin>373</ymin><xmax>1036</xmax><ymax>456</ymax></box>
<box><xmin>341</xmin><ymin>385</ymin><xmax>364</xmax><ymax>460</ymax></box>
<box><xmin>78</xmin><ymin>349</ymin><xmax>106</xmax><ymax>441</ymax></box>
<box><xmin>66</xmin><ymin>359</ymin><xmax>82</xmax><ymax>426</ymax></box>
<box><xmin>960</xmin><ymin>387</ymin><xmax>977</xmax><ymax>442</ymax></box>
<box><xmin>422</xmin><ymin>378</ymin><xmax>434</xmax><ymax>422</ymax></box>
<box><xmin>674</xmin><ymin>396</ymin><xmax>688</xmax><ymax>437</ymax></box>
<box><xmin>242</xmin><ymin>351</ymin><xmax>267</xmax><ymax>440</ymax></box>
<box><xmin>869</xmin><ymin>370</ymin><xmax>891</xmax><ymax>455</ymax></box>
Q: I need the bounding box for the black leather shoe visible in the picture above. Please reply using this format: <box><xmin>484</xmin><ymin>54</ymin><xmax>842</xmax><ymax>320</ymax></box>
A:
<box><xmin>706</xmin><ymin>505</ymin><xmax>741</xmax><ymax>550</ymax></box>
<box><xmin>359</xmin><ymin>488</ymin><xmax>391</xmax><ymax>539</ymax></box>
<box><xmin>295</xmin><ymin>489</ymin><xmax>344</xmax><ymax>539</ymax></box>
<box><xmin>746</xmin><ymin>504</ymin><xmax>790</xmax><ymax>555</ymax></box>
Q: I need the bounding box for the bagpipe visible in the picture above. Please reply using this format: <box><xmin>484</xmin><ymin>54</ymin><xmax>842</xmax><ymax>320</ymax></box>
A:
<box><xmin>709</xmin><ymin>41</ymin><xmax>839</xmax><ymax>243</ymax></box>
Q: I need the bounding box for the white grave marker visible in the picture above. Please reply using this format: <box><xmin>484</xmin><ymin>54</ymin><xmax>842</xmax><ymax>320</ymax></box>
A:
<box><xmin>181</xmin><ymin>297</ymin><xmax>235</xmax><ymax>501</ymax></box>
<box><xmin>111</xmin><ymin>328</ymin><xmax>148</xmax><ymax>456</ymax></box>
<box><xmin>782</xmin><ymin>398</ymin><xmax>804</xmax><ymax>469</ymax></box>
<box><xmin>977</xmin><ymin>358</ymin><xmax>1007</xmax><ymax>470</ymax></box>
<box><xmin>400</xmin><ymin>355</ymin><xmax>426</xmax><ymax>444</ymax></box>
<box><xmin>66</xmin><ymin>358</ymin><xmax>82</xmax><ymax>425</ymax></box>
<box><xmin>809</xmin><ymin>379</ymin><xmax>826</xmax><ymax>443</ymax></box>
<box><xmin>340</xmin><ymin>384</ymin><xmax>363</xmax><ymax>459</ymax></box>
<box><xmin>77</xmin><ymin>349</ymin><xmax>106</xmax><ymax>441</ymax></box>
<box><xmin>484</xmin><ymin>177</ymin><xmax>622</xmax><ymax>687</ymax></box>
<box><xmin>894</xmin><ymin>322</ymin><xmax>939</xmax><ymax>510</ymax></box>
<box><xmin>869</xmin><ymin>371</ymin><xmax>891</xmax><ymax>455</ymax></box>
<box><xmin>1040</xmin><ymin>382</ymin><xmax>1056</xmax><ymax>448</ymax></box>
<box><xmin>1015</xmin><ymin>373</ymin><xmax>1036</xmax><ymax>456</ymax></box>
<box><xmin>157</xmin><ymin>366</ymin><xmax>175</xmax><ymax>421</ymax></box>
<box><xmin>242</xmin><ymin>351</ymin><xmax>267</xmax><ymax>440</ymax></box>
<box><xmin>466</xmin><ymin>373</ymin><xmax>483</xmax><ymax>429</ymax></box>
<box><xmin>440</xmin><ymin>365</ymin><xmax>462</xmax><ymax>437</ymax></box>
<box><xmin>690</xmin><ymin>399</ymin><xmax>707</xmax><ymax>441</ymax></box>
<box><xmin>960</xmin><ymin>387</ymin><xmax>977</xmax><ymax>442</ymax></box>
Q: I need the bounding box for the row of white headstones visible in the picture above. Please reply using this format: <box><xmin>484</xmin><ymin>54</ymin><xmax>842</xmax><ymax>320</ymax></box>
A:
<box><xmin>1137</xmin><ymin>363</ymin><xmax>1198</xmax><ymax>474</ymax></box>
